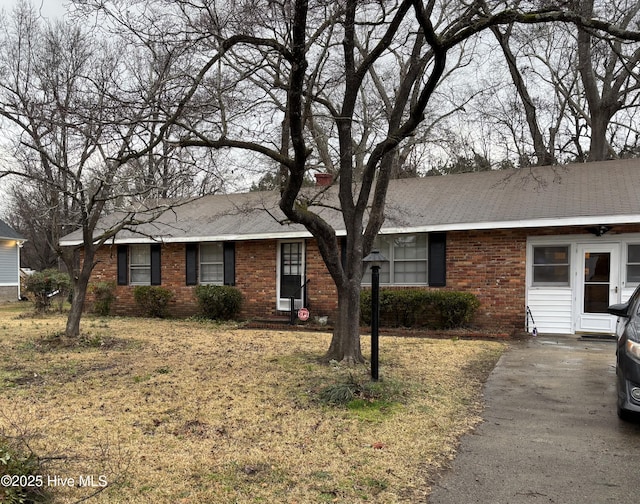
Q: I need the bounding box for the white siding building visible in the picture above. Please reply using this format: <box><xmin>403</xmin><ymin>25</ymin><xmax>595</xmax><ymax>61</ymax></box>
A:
<box><xmin>0</xmin><ymin>219</ymin><xmax>24</xmax><ymax>302</ymax></box>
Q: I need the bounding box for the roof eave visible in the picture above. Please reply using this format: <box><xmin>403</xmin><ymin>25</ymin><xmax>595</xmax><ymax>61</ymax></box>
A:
<box><xmin>378</xmin><ymin>214</ymin><xmax>640</xmax><ymax>234</ymax></box>
<box><xmin>59</xmin><ymin>214</ymin><xmax>640</xmax><ymax>247</ymax></box>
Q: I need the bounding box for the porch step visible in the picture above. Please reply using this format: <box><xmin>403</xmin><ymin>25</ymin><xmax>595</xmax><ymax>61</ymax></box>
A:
<box><xmin>246</xmin><ymin>317</ymin><xmax>294</xmax><ymax>328</ymax></box>
<box><xmin>245</xmin><ymin>316</ymin><xmax>333</xmax><ymax>331</ymax></box>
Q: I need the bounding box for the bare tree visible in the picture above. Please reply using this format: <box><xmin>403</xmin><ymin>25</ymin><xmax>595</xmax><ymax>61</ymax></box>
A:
<box><xmin>491</xmin><ymin>22</ymin><xmax>558</xmax><ymax>165</ymax></box>
<box><xmin>0</xmin><ymin>1</ymin><xmax>227</xmax><ymax>337</ymax></box>
<box><xmin>77</xmin><ymin>0</ymin><xmax>640</xmax><ymax>362</ymax></box>
<box><xmin>473</xmin><ymin>0</ymin><xmax>640</xmax><ymax>165</ymax></box>
<box><xmin>576</xmin><ymin>0</ymin><xmax>640</xmax><ymax>160</ymax></box>
<box><xmin>5</xmin><ymin>180</ymin><xmax>61</xmax><ymax>271</ymax></box>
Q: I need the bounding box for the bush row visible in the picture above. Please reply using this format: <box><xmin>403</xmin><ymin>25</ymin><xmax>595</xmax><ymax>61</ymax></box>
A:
<box><xmin>88</xmin><ymin>282</ymin><xmax>475</xmax><ymax>328</ymax></box>
<box><xmin>360</xmin><ymin>288</ymin><xmax>480</xmax><ymax>329</ymax></box>
<box><xmin>89</xmin><ymin>283</ymin><xmax>243</xmax><ymax>321</ymax></box>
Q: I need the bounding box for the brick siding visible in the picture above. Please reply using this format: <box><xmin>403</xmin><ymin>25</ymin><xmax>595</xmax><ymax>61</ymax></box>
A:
<box><xmin>85</xmin><ymin>232</ymin><xmax>531</xmax><ymax>330</ymax></box>
<box><xmin>87</xmin><ymin>226</ymin><xmax>640</xmax><ymax>333</ymax></box>
<box><xmin>446</xmin><ymin>229</ymin><xmax>527</xmax><ymax>331</ymax></box>
<box><xmin>88</xmin><ymin>240</ymin><xmax>341</xmax><ymax>320</ymax></box>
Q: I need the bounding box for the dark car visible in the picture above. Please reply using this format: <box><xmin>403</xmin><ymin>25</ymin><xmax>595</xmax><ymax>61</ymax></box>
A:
<box><xmin>608</xmin><ymin>286</ymin><xmax>640</xmax><ymax>420</ymax></box>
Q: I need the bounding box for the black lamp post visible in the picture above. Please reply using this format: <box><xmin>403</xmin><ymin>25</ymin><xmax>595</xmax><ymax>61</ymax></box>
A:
<box><xmin>363</xmin><ymin>249</ymin><xmax>387</xmax><ymax>381</ymax></box>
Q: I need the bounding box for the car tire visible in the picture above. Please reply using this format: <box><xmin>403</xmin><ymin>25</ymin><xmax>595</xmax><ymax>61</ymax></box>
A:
<box><xmin>617</xmin><ymin>402</ymin><xmax>632</xmax><ymax>421</ymax></box>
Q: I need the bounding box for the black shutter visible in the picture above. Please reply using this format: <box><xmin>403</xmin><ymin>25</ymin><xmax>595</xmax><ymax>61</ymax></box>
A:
<box><xmin>223</xmin><ymin>242</ymin><xmax>235</xmax><ymax>286</ymax></box>
<box><xmin>428</xmin><ymin>232</ymin><xmax>446</xmax><ymax>287</ymax></box>
<box><xmin>185</xmin><ymin>243</ymin><xmax>198</xmax><ymax>286</ymax></box>
<box><xmin>117</xmin><ymin>245</ymin><xmax>128</xmax><ymax>285</ymax></box>
<box><xmin>150</xmin><ymin>244</ymin><xmax>162</xmax><ymax>285</ymax></box>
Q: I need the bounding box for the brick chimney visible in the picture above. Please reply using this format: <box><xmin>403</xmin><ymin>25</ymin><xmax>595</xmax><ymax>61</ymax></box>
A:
<box><xmin>314</xmin><ymin>173</ymin><xmax>333</xmax><ymax>187</ymax></box>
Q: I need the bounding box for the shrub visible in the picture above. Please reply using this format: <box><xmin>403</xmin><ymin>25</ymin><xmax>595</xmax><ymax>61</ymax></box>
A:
<box><xmin>194</xmin><ymin>285</ymin><xmax>243</xmax><ymax>320</ymax></box>
<box><xmin>90</xmin><ymin>281</ymin><xmax>116</xmax><ymax>316</ymax></box>
<box><xmin>360</xmin><ymin>288</ymin><xmax>480</xmax><ymax>329</ymax></box>
<box><xmin>431</xmin><ymin>291</ymin><xmax>481</xmax><ymax>329</ymax></box>
<box><xmin>0</xmin><ymin>438</ymin><xmax>51</xmax><ymax>504</ymax></box>
<box><xmin>24</xmin><ymin>269</ymin><xmax>71</xmax><ymax>313</ymax></box>
<box><xmin>133</xmin><ymin>286</ymin><xmax>174</xmax><ymax>318</ymax></box>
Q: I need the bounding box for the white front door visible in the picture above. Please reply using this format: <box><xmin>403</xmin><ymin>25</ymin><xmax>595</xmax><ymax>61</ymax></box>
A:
<box><xmin>575</xmin><ymin>243</ymin><xmax>620</xmax><ymax>333</ymax></box>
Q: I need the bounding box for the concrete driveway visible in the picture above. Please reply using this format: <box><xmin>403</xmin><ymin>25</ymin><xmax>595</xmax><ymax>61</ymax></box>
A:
<box><xmin>429</xmin><ymin>335</ymin><xmax>640</xmax><ymax>504</ymax></box>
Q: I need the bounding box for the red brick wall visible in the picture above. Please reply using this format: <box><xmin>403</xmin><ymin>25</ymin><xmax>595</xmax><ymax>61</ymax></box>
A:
<box><xmin>303</xmin><ymin>240</ymin><xmax>339</xmax><ymax>318</ymax></box>
<box><xmin>93</xmin><ymin>228</ymin><xmax>640</xmax><ymax>333</ymax></box>
<box><xmin>235</xmin><ymin>240</ymin><xmax>276</xmax><ymax>319</ymax></box>
<box><xmin>234</xmin><ymin>239</ymin><xmax>338</xmax><ymax>319</ymax></box>
<box><xmin>445</xmin><ymin>229</ymin><xmax>527</xmax><ymax>331</ymax></box>
<box><xmin>87</xmin><ymin>233</ymin><xmax>531</xmax><ymax>330</ymax></box>
<box><xmin>87</xmin><ymin>240</ymin><xmax>340</xmax><ymax>320</ymax></box>
<box><xmin>89</xmin><ymin>244</ymin><xmax>197</xmax><ymax>317</ymax></box>
<box><xmin>442</xmin><ymin>225</ymin><xmax>640</xmax><ymax>331</ymax></box>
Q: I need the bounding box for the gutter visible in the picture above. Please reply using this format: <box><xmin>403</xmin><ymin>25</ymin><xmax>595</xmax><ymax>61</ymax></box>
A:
<box><xmin>58</xmin><ymin>214</ymin><xmax>640</xmax><ymax>247</ymax></box>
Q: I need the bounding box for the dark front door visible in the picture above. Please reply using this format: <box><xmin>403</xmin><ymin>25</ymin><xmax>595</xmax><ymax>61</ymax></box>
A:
<box><xmin>279</xmin><ymin>242</ymin><xmax>304</xmax><ymax>310</ymax></box>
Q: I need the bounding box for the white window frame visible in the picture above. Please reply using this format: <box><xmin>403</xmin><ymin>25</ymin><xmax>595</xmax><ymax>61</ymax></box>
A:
<box><xmin>129</xmin><ymin>244</ymin><xmax>151</xmax><ymax>285</ymax></box>
<box><xmin>531</xmin><ymin>244</ymin><xmax>571</xmax><ymax>287</ymax></box>
<box><xmin>363</xmin><ymin>233</ymin><xmax>428</xmax><ymax>286</ymax></box>
<box><xmin>199</xmin><ymin>243</ymin><xmax>224</xmax><ymax>285</ymax></box>
<box><xmin>625</xmin><ymin>243</ymin><xmax>640</xmax><ymax>287</ymax></box>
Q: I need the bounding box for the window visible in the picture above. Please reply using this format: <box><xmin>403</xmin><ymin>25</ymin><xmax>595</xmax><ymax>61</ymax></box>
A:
<box><xmin>200</xmin><ymin>243</ymin><xmax>224</xmax><ymax>284</ymax></box>
<box><xmin>391</xmin><ymin>235</ymin><xmax>428</xmax><ymax>284</ymax></box>
<box><xmin>532</xmin><ymin>246</ymin><xmax>570</xmax><ymax>285</ymax></box>
<box><xmin>117</xmin><ymin>244</ymin><xmax>161</xmax><ymax>286</ymax></box>
<box><xmin>363</xmin><ymin>234</ymin><xmax>429</xmax><ymax>285</ymax></box>
<box><xmin>185</xmin><ymin>242</ymin><xmax>235</xmax><ymax>286</ymax></box>
<box><xmin>627</xmin><ymin>244</ymin><xmax>640</xmax><ymax>284</ymax></box>
<box><xmin>130</xmin><ymin>245</ymin><xmax>151</xmax><ymax>284</ymax></box>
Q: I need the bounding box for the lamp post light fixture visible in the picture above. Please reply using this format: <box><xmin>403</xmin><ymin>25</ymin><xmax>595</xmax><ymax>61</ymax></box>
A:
<box><xmin>363</xmin><ymin>249</ymin><xmax>387</xmax><ymax>381</ymax></box>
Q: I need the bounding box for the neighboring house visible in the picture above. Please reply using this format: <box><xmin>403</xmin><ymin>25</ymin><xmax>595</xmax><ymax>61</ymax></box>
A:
<box><xmin>60</xmin><ymin>158</ymin><xmax>640</xmax><ymax>335</ymax></box>
<box><xmin>0</xmin><ymin>218</ymin><xmax>24</xmax><ymax>302</ymax></box>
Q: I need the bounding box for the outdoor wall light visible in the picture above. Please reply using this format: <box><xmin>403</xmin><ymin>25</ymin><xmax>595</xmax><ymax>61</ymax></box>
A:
<box><xmin>588</xmin><ymin>225</ymin><xmax>611</xmax><ymax>237</ymax></box>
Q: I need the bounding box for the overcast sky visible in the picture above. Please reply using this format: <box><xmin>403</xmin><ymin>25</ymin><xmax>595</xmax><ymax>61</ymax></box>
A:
<box><xmin>1</xmin><ymin>0</ymin><xmax>69</xmax><ymax>19</ymax></box>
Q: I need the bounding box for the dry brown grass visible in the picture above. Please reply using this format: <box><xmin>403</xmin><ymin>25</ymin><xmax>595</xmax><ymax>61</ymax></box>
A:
<box><xmin>0</xmin><ymin>303</ymin><xmax>505</xmax><ymax>503</ymax></box>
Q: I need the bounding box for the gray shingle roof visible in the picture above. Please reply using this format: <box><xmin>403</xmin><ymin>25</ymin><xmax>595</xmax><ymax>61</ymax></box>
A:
<box><xmin>0</xmin><ymin>218</ymin><xmax>23</xmax><ymax>241</ymax></box>
<box><xmin>59</xmin><ymin>158</ymin><xmax>640</xmax><ymax>245</ymax></box>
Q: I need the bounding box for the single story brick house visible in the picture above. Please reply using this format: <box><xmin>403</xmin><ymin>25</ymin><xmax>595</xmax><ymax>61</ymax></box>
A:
<box><xmin>60</xmin><ymin>158</ymin><xmax>640</xmax><ymax>335</ymax></box>
<box><xmin>0</xmin><ymin>218</ymin><xmax>24</xmax><ymax>302</ymax></box>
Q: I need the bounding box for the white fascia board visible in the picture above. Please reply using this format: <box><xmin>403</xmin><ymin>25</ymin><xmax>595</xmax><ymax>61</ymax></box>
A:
<box><xmin>60</xmin><ymin>230</ymin><xmax>319</xmax><ymax>247</ymax></box>
<box><xmin>59</xmin><ymin>214</ymin><xmax>640</xmax><ymax>246</ymax></box>
<box><xmin>377</xmin><ymin>214</ymin><xmax>640</xmax><ymax>235</ymax></box>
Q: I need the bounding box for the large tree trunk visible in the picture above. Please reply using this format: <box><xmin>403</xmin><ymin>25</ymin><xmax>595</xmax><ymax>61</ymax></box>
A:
<box><xmin>63</xmin><ymin>247</ymin><xmax>95</xmax><ymax>338</ymax></box>
<box><xmin>588</xmin><ymin>109</ymin><xmax>615</xmax><ymax>161</ymax></box>
<box><xmin>577</xmin><ymin>0</ymin><xmax>618</xmax><ymax>162</ymax></box>
<box><xmin>325</xmin><ymin>277</ymin><xmax>364</xmax><ymax>364</ymax></box>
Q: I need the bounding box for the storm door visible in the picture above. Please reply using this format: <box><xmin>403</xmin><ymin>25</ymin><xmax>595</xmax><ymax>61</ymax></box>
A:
<box><xmin>278</xmin><ymin>241</ymin><xmax>305</xmax><ymax>311</ymax></box>
<box><xmin>575</xmin><ymin>244</ymin><xmax>620</xmax><ymax>333</ymax></box>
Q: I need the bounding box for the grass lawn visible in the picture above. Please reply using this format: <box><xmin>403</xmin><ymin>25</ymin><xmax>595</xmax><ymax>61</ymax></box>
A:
<box><xmin>0</xmin><ymin>302</ymin><xmax>505</xmax><ymax>503</ymax></box>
